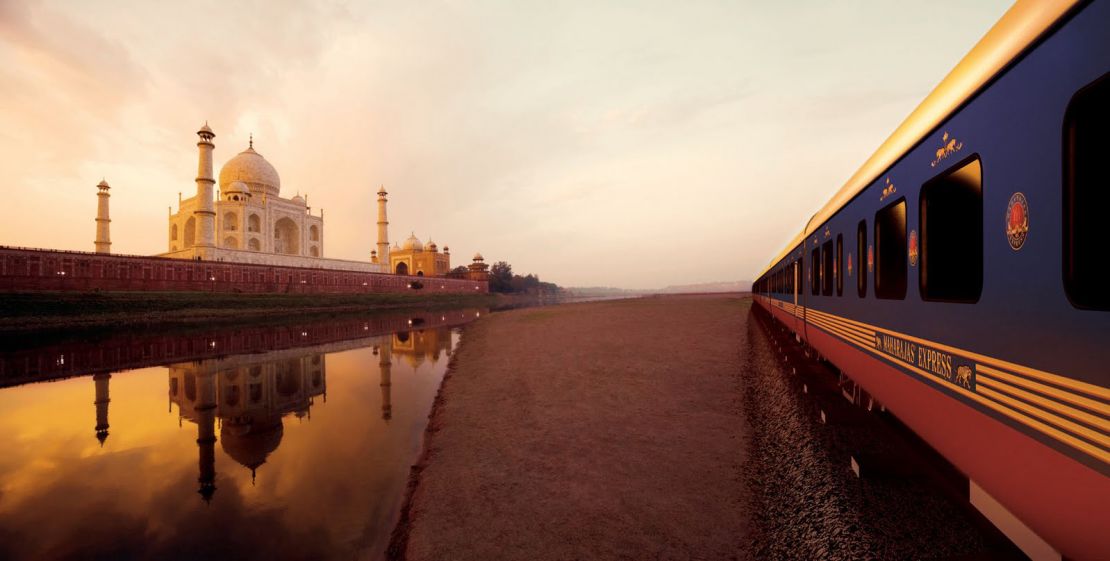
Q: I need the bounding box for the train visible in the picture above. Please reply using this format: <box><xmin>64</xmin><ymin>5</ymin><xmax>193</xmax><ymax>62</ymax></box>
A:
<box><xmin>751</xmin><ymin>1</ymin><xmax>1108</xmax><ymax>559</ymax></box>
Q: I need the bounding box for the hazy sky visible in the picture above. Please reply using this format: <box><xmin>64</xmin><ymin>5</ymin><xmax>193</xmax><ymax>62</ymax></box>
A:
<box><xmin>0</xmin><ymin>0</ymin><xmax>1011</xmax><ymax>289</ymax></box>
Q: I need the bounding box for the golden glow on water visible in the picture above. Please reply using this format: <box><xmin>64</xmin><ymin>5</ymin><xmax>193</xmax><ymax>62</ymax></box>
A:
<box><xmin>0</xmin><ymin>322</ymin><xmax>466</xmax><ymax>560</ymax></box>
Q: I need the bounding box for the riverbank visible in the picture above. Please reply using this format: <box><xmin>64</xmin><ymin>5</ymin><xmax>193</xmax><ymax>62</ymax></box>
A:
<box><xmin>0</xmin><ymin>291</ymin><xmax>533</xmax><ymax>334</ymax></box>
<box><xmin>390</xmin><ymin>294</ymin><xmax>754</xmax><ymax>560</ymax></box>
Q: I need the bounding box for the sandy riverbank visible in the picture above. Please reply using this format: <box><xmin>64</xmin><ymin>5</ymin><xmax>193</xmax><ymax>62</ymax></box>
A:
<box><xmin>391</xmin><ymin>294</ymin><xmax>754</xmax><ymax>561</ymax></box>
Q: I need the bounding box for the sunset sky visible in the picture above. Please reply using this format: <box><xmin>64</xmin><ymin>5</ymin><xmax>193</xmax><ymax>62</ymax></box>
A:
<box><xmin>0</xmin><ymin>0</ymin><xmax>1011</xmax><ymax>289</ymax></box>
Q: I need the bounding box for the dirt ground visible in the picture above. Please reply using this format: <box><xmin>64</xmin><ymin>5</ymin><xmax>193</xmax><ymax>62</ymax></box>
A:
<box><xmin>392</xmin><ymin>294</ymin><xmax>753</xmax><ymax>561</ymax></box>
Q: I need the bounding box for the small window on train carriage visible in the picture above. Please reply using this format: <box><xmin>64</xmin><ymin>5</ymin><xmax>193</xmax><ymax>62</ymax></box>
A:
<box><xmin>836</xmin><ymin>234</ymin><xmax>844</xmax><ymax>296</ymax></box>
<box><xmin>857</xmin><ymin>221</ymin><xmax>867</xmax><ymax>298</ymax></box>
<box><xmin>920</xmin><ymin>155</ymin><xmax>982</xmax><ymax>302</ymax></box>
<box><xmin>875</xmin><ymin>198</ymin><xmax>907</xmax><ymax>300</ymax></box>
<box><xmin>822</xmin><ymin>240</ymin><xmax>833</xmax><ymax>296</ymax></box>
<box><xmin>1065</xmin><ymin>72</ymin><xmax>1110</xmax><ymax>310</ymax></box>
<box><xmin>811</xmin><ymin>248</ymin><xmax>820</xmax><ymax>295</ymax></box>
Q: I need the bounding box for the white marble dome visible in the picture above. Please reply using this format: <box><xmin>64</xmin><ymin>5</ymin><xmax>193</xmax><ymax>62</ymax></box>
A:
<box><xmin>219</xmin><ymin>146</ymin><xmax>280</xmax><ymax>196</ymax></box>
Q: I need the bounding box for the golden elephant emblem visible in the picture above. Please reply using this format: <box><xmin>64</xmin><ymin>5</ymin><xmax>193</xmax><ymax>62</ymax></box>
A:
<box><xmin>955</xmin><ymin>365</ymin><xmax>973</xmax><ymax>389</ymax></box>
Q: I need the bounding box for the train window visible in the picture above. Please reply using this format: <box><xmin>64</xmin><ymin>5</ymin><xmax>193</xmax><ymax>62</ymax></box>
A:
<box><xmin>875</xmin><ymin>198</ymin><xmax>907</xmax><ymax>300</ymax></box>
<box><xmin>1065</xmin><ymin>73</ymin><xmax>1110</xmax><ymax>310</ymax></box>
<box><xmin>920</xmin><ymin>156</ymin><xmax>983</xmax><ymax>302</ymax></box>
<box><xmin>811</xmin><ymin>248</ymin><xmax>820</xmax><ymax>295</ymax></box>
<box><xmin>822</xmin><ymin>240</ymin><xmax>833</xmax><ymax>296</ymax></box>
<box><xmin>857</xmin><ymin>221</ymin><xmax>867</xmax><ymax>298</ymax></box>
<box><xmin>836</xmin><ymin>234</ymin><xmax>844</xmax><ymax>296</ymax></box>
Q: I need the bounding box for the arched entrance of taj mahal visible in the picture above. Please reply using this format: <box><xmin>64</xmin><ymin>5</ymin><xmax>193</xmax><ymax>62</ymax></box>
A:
<box><xmin>273</xmin><ymin>217</ymin><xmax>299</xmax><ymax>255</ymax></box>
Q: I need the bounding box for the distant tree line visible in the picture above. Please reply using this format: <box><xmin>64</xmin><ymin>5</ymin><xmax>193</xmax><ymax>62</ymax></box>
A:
<box><xmin>485</xmin><ymin>261</ymin><xmax>559</xmax><ymax>295</ymax></box>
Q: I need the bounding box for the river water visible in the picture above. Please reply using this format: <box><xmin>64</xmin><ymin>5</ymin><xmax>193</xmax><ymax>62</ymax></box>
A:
<box><xmin>0</xmin><ymin>308</ymin><xmax>484</xmax><ymax>561</ymax></box>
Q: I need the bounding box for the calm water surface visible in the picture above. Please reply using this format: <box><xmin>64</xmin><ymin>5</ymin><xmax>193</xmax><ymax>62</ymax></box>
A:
<box><xmin>0</xmin><ymin>309</ymin><xmax>485</xmax><ymax>561</ymax></box>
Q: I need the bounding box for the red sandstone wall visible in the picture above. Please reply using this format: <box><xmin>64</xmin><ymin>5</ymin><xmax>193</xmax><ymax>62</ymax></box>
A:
<box><xmin>0</xmin><ymin>246</ymin><xmax>488</xmax><ymax>294</ymax></box>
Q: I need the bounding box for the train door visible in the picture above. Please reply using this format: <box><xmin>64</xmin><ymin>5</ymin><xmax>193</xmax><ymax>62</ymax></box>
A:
<box><xmin>793</xmin><ymin>260</ymin><xmax>800</xmax><ymax>334</ymax></box>
<box><xmin>801</xmin><ymin>245</ymin><xmax>811</xmax><ymax>343</ymax></box>
<box><xmin>793</xmin><ymin>261</ymin><xmax>798</xmax><ymax>307</ymax></box>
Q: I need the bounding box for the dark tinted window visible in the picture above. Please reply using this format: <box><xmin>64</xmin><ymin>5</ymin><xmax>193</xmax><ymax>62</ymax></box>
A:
<box><xmin>875</xmin><ymin>198</ymin><xmax>907</xmax><ymax>300</ymax></box>
<box><xmin>920</xmin><ymin>156</ymin><xmax>983</xmax><ymax>302</ymax></box>
<box><xmin>857</xmin><ymin>221</ymin><xmax>867</xmax><ymax>298</ymax></box>
<box><xmin>822</xmin><ymin>240</ymin><xmax>833</xmax><ymax>296</ymax></box>
<box><xmin>811</xmin><ymin>248</ymin><xmax>820</xmax><ymax>295</ymax></box>
<box><xmin>836</xmin><ymin>234</ymin><xmax>843</xmax><ymax>296</ymax></box>
<box><xmin>1065</xmin><ymin>73</ymin><xmax>1110</xmax><ymax>310</ymax></box>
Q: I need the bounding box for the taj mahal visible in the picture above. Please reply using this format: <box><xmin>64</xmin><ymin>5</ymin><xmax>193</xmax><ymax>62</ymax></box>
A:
<box><xmin>92</xmin><ymin>121</ymin><xmax>488</xmax><ymax>279</ymax></box>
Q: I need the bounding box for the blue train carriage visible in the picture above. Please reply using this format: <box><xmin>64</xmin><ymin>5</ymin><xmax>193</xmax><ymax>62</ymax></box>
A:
<box><xmin>753</xmin><ymin>1</ymin><xmax>1109</xmax><ymax>558</ymax></box>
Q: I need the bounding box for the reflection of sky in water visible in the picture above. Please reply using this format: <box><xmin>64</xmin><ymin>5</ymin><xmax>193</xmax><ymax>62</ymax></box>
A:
<box><xmin>0</xmin><ymin>325</ymin><xmax>462</xmax><ymax>561</ymax></box>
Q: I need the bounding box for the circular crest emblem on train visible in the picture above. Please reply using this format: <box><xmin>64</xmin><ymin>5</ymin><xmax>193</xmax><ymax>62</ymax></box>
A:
<box><xmin>1005</xmin><ymin>192</ymin><xmax>1029</xmax><ymax>251</ymax></box>
<box><xmin>908</xmin><ymin>230</ymin><xmax>918</xmax><ymax>267</ymax></box>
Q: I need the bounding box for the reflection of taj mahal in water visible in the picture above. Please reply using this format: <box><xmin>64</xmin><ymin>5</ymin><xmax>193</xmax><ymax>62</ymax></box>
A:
<box><xmin>88</xmin><ymin>325</ymin><xmax>459</xmax><ymax>502</ymax></box>
<box><xmin>168</xmin><ymin>350</ymin><xmax>327</xmax><ymax>501</ymax></box>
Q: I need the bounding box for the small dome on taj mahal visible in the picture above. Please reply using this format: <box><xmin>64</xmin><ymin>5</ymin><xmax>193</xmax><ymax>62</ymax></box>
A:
<box><xmin>226</xmin><ymin>180</ymin><xmax>251</xmax><ymax>196</ymax></box>
<box><xmin>473</xmin><ymin>252</ymin><xmax>484</xmax><ymax>261</ymax></box>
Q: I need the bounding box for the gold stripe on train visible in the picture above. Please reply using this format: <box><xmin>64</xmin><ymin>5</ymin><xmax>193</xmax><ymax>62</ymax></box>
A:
<box><xmin>976</xmin><ymin>366</ymin><xmax>1110</xmax><ymax>423</ymax></box>
<box><xmin>808</xmin><ymin>310</ymin><xmax>876</xmax><ymax>340</ymax></box>
<box><xmin>976</xmin><ymin>375</ymin><xmax>1110</xmax><ymax>441</ymax></box>
<box><xmin>807</xmin><ymin>316</ymin><xmax>873</xmax><ymax>348</ymax></box>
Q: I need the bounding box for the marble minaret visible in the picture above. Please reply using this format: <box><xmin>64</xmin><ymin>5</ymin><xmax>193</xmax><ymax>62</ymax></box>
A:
<box><xmin>94</xmin><ymin>180</ymin><xmax>111</xmax><ymax>254</ymax></box>
<box><xmin>93</xmin><ymin>373</ymin><xmax>111</xmax><ymax>445</ymax></box>
<box><xmin>376</xmin><ymin>186</ymin><xmax>390</xmax><ymax>266</ymax></box>
<box><xmin>193</xmin><ymin>123</ymin><xmax>217</xmax><ymax>254</ymax></box>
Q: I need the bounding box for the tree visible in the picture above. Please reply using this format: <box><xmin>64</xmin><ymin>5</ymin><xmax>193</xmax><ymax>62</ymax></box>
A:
<box><xmin>489</xmin><ymin>261</ymin><xmax>513</xmax><ymax>293</ymax></box>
